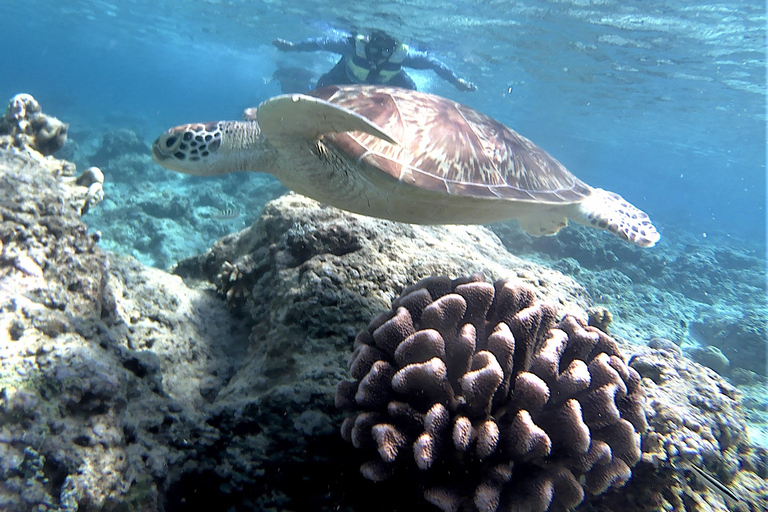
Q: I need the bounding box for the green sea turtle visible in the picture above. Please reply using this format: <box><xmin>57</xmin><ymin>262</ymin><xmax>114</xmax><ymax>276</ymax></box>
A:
<box><xmin>152</xmin><ymin>85</ymin><xmax>660</xmax><ymax>247</ymax></box>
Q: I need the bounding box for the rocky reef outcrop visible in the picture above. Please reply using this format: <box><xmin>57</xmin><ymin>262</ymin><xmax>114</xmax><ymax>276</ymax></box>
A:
<box><xmin>0</xmin><ymin>94</ymin><xmax>69</xmax><ymax>156</ymax></box>
<box><xmin>0</xmin><ymin>97</ymin><xmax>245</xmax><ymax>512</ymax></box>
<box><xmin>491</xmin><ymin>222</ymin><xmax>767</xmax><ymax>382</ymax></box>
<box><xmin>629</xmin><ymin>343</ymin><xmax>766</xmax><ymax>511</ymax></box>
<box><xmin>174</xmin><ymin>194</ymin><xmax>765</xmax><ymax>512</ymax></box>
<box><xmin>0</xmin><ymin>95</ymin><xmax>104</xmax><ymax>218</ymax></box>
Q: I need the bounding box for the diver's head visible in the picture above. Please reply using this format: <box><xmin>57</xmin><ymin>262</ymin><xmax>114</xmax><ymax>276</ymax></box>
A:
<box><xmin>365</xmin><ymin>30</ymin><xmax>398</xmax><ymax>63</ymax></box>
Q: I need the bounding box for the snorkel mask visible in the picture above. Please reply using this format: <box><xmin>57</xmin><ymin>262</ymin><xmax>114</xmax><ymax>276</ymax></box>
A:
<box><xmin>366</xmin><ymin>30</ymin><xmax>398</xmax><ymax>64</ymax></box>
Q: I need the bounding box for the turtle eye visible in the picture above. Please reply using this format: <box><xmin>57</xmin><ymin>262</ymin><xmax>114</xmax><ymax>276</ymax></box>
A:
<box><xmin>164</xmin><ymin>135</ymin><xmax>178</xmax><ymax>148</ymax></box>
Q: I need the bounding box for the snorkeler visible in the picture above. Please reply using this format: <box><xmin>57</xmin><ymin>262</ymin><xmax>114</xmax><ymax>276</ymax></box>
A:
<box><xmin>272</xmin><ymin>29</ymin><xmax>477</xmax><ymax>92</ymax></box>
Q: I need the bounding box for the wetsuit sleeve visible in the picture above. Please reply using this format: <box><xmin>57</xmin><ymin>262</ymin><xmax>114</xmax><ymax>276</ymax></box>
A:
<box><xmin>273</xmin><ymin>34</ymin><xmax>353</xmax><ymax>55</ymax></box>
<box><xmin>403</xmin><ymin>49</ymin><xmax>477</xmax><ymax>91</ymax></box>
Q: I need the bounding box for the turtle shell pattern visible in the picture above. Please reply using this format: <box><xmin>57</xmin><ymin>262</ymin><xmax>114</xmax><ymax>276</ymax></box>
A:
<box><xmin>310</xmin><ymin>85</ymin><xmax>592</xmax><ymax>204</ymax></box>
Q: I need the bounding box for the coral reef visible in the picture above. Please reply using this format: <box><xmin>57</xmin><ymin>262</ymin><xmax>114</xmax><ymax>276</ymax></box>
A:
<box><xmin>490</xmin><ymin>222</ymin><xmax>766</xmax><ymax>372</ymax></box>
<box><xmin>88</xmin><ymin>128</ymin><xmax>148</xmax><ymax>168</ymax></box>
<box><xmin>2</xmin><ymin>139</ymin><xmax>765</xmax><ymax>512</ymax></box>
<box><xmin>0</xmin><ymin>93</ymin><xmax>68</xmax><ymax>155</ymax></box>
<box><xmin>335</xmin><ymin>273</ymin><xmax>647</xmax><ymax>512</ymax></box>
<box><xmin>173</xmin><ymin>193</ymin><xmax>765</xmax><ymax>512</ymax></box>
<box><xmin>690</xmin><ymin>309</ymin><xmax>766</xmax><ymax>377</ymax></box>
<box><xmin>629</xmin><ymin>344</ymin><xmax>767</xmax><ymax>511</ymax></box>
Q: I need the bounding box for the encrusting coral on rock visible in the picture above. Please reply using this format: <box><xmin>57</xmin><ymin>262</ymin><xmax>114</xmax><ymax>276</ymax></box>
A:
<box><xmin>0</xmin><ymin>93</ymin><xmax>69</xmax><ymax>156</ymax></box>
<box><xmin>587</xmin><ymin>306</ymin><xmax>613</xmax><ymax>333</ymax></box>
<box><xmin>0</xmin><ymin>94</ymin><xmax>104</xmax><ymax>216</ymax></box>
<box><xmin>336</xmin><ymin>273</ymin><xmax>647</xmax><ymax>512</ymax></box>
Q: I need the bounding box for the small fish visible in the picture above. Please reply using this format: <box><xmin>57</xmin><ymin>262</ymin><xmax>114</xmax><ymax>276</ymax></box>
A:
<box><xmin>678</xmin><ymin>461</ymin><xmax>753</xmax><ymax>511</ymax></box>
<box><xmin>210</xmin><ymin>208</ymin><xmax>240</xmax><ymax>220</ymax></box>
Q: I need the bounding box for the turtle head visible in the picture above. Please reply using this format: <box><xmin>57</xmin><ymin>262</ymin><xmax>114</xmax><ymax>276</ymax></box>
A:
<box><xmin>152</xmin><ymin>121</ymin><xmax>270</xmax><ymax>176</ymax></box>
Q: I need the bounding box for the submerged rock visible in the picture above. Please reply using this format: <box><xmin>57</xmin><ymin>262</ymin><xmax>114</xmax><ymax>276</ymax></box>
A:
<box><xmin>88</xmin><ymin>128</ymin><xmax>148</xmax><ymax>168</ymax></box>
<box><xmin>0</xmin><ymin>93</ymin><xmax>69</xmax><ymax>156</ymax></box>
<box><xmin>690</xmin><ymin>309</ymin><xmax>767</xmax><ymax>377</ymax></box>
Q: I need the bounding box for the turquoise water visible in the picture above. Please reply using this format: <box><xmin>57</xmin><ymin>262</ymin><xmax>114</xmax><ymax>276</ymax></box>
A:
<box><xmin>1</xmin><ymin>2</ymin><xmax>766</xmax><ymax>508</ymax></box>
<box><xmin>2</xmin><ymin>0</ymin><xmax>765</xmax><ymax>246</ymax></box>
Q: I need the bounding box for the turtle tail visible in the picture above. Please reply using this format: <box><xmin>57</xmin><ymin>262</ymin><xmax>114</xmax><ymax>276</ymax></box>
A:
<box><xmin>573</xmin><ymin>188</ymin><xmax>660</xmax><ymax>247</ymax></box>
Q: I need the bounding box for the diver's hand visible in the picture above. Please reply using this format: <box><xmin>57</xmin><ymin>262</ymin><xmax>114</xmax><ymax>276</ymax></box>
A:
<box><xmin>272</xmin><ymin>39</ymin><xmax>295</xmax><ymax>51</ymax></box>
<box><xmin>456</xmin><ymin>78</ymin><xmax>477</xmax><ymax>92</ymax></box>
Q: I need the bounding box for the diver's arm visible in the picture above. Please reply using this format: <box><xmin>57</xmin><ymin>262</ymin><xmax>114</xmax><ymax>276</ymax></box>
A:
<box><xmin>403</xmin><ymin>49</ymin><xmax>477</xmax><ymax>91</ymax></box>
<box><xmin>273</xmin><ymin>33</ymin><xmax>352</xmax><ymax>55</ymax></box>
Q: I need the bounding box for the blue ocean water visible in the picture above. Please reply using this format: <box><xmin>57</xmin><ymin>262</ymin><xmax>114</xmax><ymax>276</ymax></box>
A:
<box><xmin>1</xmin><ymin>2</ymin><xmax>767</xmax><ymax>506</ymax></box>
<box><xmin>2</xmin><ymin>0</ymin><xmax>765</xmax><ymax>249</ymax></box>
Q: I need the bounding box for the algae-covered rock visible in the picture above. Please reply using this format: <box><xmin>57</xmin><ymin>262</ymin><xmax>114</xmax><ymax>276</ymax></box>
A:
<box><xmin>0</xmin><ymin>140</ymin><xmax>246</xmax><ymax>512</ymax></box>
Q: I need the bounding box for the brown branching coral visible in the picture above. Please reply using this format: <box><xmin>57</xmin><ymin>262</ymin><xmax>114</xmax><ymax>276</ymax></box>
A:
<box><xmin>336</xmin><ymin>274</ymin><xmax>647</xmax><ymax>512</ymax></box>
<box><xmin>217</xmin><ymin>260</ymin><xmax>252</xmax><ymax>302</ymax></box>
<box><xmin>213</xmin><ymin>253</ymin><xmax>264</xmax><ymax>304</ymax></box>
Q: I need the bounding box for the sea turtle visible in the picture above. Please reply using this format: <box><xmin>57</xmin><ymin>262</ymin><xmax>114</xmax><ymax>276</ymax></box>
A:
<box><xmin>151</xmin><ymin>85</ymin><xmax>660</xmax><ymax>247</ymax></box>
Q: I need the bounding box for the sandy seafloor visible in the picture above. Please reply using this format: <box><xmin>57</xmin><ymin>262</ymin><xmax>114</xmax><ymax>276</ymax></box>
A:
<box><xmin>0</xmin><ymin>0</ymin><xmax>765</xmax><ymax>508</ymax></box>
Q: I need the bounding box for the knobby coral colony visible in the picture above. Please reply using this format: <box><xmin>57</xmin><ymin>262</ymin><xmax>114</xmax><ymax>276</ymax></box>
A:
<box><xmin>335</xmin><ymin>274</ymin><xmax>647</xmax><ymax>512</ymax></box>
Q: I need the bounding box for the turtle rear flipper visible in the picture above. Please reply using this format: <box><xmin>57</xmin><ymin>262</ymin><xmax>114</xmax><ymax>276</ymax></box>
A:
<box><xmin>518</xmin><ymin>211</ymin><xmax>569</xmax><ymax>237</ymax></box>
<box><xmin>571</xmin><ymin>188</ymin><xmax>660</xmax><ymax>247</ymax></box>
<box><xmin>256</xmin><ymin>93</ymin><xmax>400</xmax><ymax>146</ymax></box>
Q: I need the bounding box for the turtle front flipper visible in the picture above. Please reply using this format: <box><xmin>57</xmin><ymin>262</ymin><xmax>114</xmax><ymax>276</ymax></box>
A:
<box><xmin>571</xmin><ymin>188</ymin><xmax>661</xmax><ymax>247</ymax></box>
<box><xmin>256</xmin><ymin>93</ymin><xmax>400</xmax><ymax>146</ymax></box>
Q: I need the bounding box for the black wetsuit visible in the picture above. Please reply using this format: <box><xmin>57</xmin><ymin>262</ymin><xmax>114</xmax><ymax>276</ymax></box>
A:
<box><xmin>276</xmin><ymin>32</ymin><xmax>475</xmax><ymax>91</ymax></box>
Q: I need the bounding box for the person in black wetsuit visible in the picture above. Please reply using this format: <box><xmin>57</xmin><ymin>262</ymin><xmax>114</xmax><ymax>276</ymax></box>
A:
<box><xmin>272</xmin><ymin>29</ymin><xmax>477</xmax><ymax>92</ymax></box>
